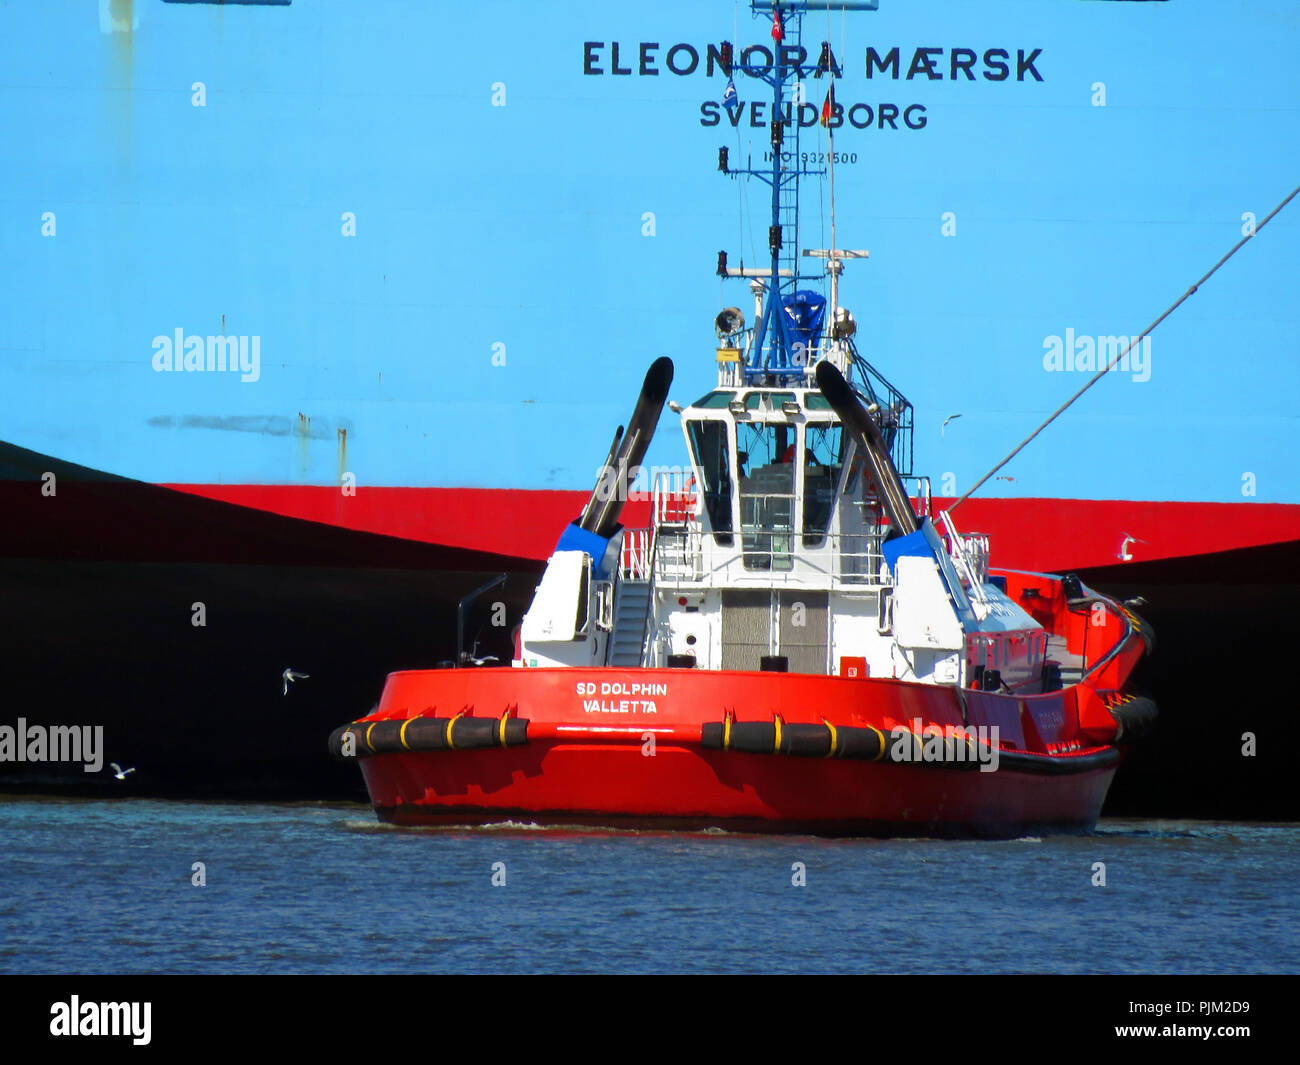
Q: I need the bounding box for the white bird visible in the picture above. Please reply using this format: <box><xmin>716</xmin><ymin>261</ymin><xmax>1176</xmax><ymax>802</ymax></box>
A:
<box><xmin>109</xmin><ymin>763</ymin><xmax>136</xmax><ymax>781</ymax></box>
<box><xmin>282</xmin><ymin>668</ymin><xmax>310</xmax><ymax>695</ymax></box>
<box><xmin>941</xmin><ymin>414</ymin><xmax>962</xmax><ymax>437</ymax></box>
<box><xmin>1118</xmin><ymin>533</ymin><xmax>1146</xmax><ymax>561</ymax></box>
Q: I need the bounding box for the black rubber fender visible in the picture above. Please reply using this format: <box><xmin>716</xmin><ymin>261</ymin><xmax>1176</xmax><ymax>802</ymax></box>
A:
<box><xmin>329</xmin><ymin>714</ymin><xmax>528</xmax><ymax>759</ymax></box>
<box><xmin>1128</xmin><ymin>609</ymin><xmax>1156</xmax><ymax>655</ymax></box>
<box><xmin>701</xmin><ymin>718</ymin><xmax>888</xmax><ymax>760</ymax></box>
<box><xmin>1108</xmin><ymin>695</ymin><xmax>1158</xmax><ymax>741</ymax></box>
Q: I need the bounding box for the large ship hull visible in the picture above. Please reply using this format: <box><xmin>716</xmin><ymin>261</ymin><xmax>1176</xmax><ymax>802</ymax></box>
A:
<box><xmin>4</xmin><ymin>437</ymin><xmax>1293</xmax><ymax>818</ymax></box>
<box><xmin>3</xmin><ymin>2</ymin><xmax>1297</xmax><ymax>815</ymax></box>
<box><xmin>158</xmin><ymin>482</ymin><xmax>1300</xmax><ymax>576</ymax></box>
<box><xmin>0</xmin><ymin>440</ymin><xmax>540</xmax><ymax>796</ymax></box>
<box><xmin>1</xmin><ymin>1</ymin><xmax>1295</xmax><ymax>524</ymax></box>
<box><xmin>1078</xmin><ymin>537</ymin><xmax>1300</xmax><ymax>819</ymax></box>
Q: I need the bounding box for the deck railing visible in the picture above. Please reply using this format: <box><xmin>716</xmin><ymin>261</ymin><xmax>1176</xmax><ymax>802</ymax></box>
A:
<box><xmin>620</xmin><ymin>527</ymin><xmax>653</xmax><ymax>581</ymax></box>
<box><xmin>938</xmin><ymin>509</ymin><xmax>991</xmax><ymax>598</ymax></box>
<box><xmin>647</xmin><ymin>525</ymin><xmax>887</xmax><ymax>589</ymax></box>
<box><xmin>630</xmin><ymin>470</ymin><xmax>891</xmax><ymax>589</ymax></box>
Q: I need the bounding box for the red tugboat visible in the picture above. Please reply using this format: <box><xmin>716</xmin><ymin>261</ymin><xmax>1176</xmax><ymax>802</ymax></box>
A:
<box><xmin>330</xmin><ymin>2</ymin><xmax>1155</xmax><ymax>836</ymax></box>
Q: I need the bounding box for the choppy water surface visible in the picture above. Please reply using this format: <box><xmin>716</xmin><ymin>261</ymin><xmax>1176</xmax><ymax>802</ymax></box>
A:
<box><xmin>0</xmin><ymin>799</ymin><xmax>1294</xmax><ymax>974</ymax></box>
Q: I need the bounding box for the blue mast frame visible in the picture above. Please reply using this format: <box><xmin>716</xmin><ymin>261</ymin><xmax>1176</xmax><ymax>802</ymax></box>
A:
<box><xmin>728</xmin><ymin>1</ymin><xmax>879</xmax><ymax>382</ymax></box>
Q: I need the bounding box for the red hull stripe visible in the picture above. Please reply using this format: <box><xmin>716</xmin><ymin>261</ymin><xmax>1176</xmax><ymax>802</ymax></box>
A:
<box><xmin>163</xmin><ymin>483</ymin><xmax>1300</xmax><ymax>572</ymax></box>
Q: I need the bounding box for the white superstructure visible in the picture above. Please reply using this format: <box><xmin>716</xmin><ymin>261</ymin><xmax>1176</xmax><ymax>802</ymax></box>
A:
<box><xmin>519</xmin><ymin>337</ymin><xmax>1046</xmax><ymax>694</ymax></box>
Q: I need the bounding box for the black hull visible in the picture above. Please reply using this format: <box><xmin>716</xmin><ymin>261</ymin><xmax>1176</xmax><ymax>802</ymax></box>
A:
<box><xmin>0</xmin><ymin>557</ymin><xmax>536</xmax><ymax>799</ymax></box>
<box><xmin>3</xmin><ymin>439</ymin><xmax>1296</xmax><ymax>817</ymax></box>
<box><xmin>0</xmin><ymin>439</ymin><xmax>540</xmax><ymax>798</ymax></box>
<box><xmin>1078</xmin><ymin>537</ymin><xmax>1299</xmax><ymax>819</ymax></box>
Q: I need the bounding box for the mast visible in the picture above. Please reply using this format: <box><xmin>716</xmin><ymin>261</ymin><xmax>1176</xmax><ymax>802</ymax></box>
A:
<box><xmin>716</xmin><ymin>1</ymin><xmax>915</xmax><ymax>481</ymax></box>
<box><xmin>719</xmin><ymin>1</ymin><xmax>879</xmax><ymax>384</ymax></box>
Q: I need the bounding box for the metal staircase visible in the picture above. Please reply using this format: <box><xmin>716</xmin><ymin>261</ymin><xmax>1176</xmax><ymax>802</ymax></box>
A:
<box><xmin>607</xmin><ymin>580</ymin><xmax>650</xmax><ymax>667</ymax></box>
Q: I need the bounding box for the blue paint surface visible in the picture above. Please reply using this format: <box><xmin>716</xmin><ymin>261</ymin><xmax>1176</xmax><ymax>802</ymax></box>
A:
<box><xmin>0</xmin><ymin>1</ymin><xmax>1295</xmax><ymax>502</ymax></box>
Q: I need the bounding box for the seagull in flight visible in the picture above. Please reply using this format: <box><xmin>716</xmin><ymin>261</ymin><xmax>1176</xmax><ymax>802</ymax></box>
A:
<box><xmin>109</xmin><ymin>763</ymin><xmax>136</xmax><ymax>781</ymax></box>
<box><xmin>1118</xmin><ymin>533</ymin><xmax>1146</xmax><ymax>561</ymax></box>
<box><xmin>941</xmin><ymin>414</ymin><xmax>962</xmax><ymax>437</ymax></box>
<box><xmin>282</xmin><ymin>668</ymin><xmax>310</xmax><ymax>695</ymax></box>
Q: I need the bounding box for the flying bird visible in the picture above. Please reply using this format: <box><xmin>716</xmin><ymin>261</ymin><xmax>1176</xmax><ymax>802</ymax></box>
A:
<box><xmin>1118</xmin><ymin>534</ymin><xmax>1146</xmax><ymax>561</ymax></box>
<box><xmin>941</xmin><ymin>414</ymin><xmax>962</xmax><ymax>437</ymax></box>
<box><xmin>109</xmin><ymin>763</ymin><xmax>136</xmax><ymax>781</ymax></box>
<box><xmin>282</xmin><ymin>668</ymin><xmax>310</xmax><ymax>695</ymax></box>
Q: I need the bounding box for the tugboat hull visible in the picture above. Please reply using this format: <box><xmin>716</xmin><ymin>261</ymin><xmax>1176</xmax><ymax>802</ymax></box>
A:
<box><xmin>364</xmin><ymin>747</ymin><xmax>1117</xmax><ymax>838</ymax></box>
<box><xmin>340</xmin><ymin>662</ymin><xmax>1132</xmax><ymax>838</ymax></box>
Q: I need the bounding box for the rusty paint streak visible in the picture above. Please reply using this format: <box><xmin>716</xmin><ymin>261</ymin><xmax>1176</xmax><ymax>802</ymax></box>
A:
<box><xmin>104</xmin><ymin>0</ymin><xmax>135</xmax><ymax>160</ymax></box>
<box><xmin>147</xmin><ymin>415</ymin><xmax>353</xmax><ymax>441</ymax></box>
<box><xmin>107</xmin><ymin>0</ymin><xmax>134</xmax><ymax>88</ymax></box>
<box><xmin>296</xmin><ymin>413</ymin><xmax>311</xmax><ymax>482</ymax></box>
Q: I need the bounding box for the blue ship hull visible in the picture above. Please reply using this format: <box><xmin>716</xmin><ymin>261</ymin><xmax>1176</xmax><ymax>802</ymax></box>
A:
<box><xmin>1</xmin><ymin>1</ymin><xmax>1297</xmax><ymax>813</ymax></box>
<box><xmin>2</xmin><ymin>0</ymin><xmax>1297</xmax><ymax>511</ymax></box>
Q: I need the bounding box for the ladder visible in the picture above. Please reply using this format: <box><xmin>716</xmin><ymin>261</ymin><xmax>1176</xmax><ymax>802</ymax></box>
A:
<box><xmin>606</xmin><ymin>581</ymin><xmax>650</xmax><ymax>667</ymax></box>
<box><xmin>776</xmin><ymin>14</ymin><xmax>803</xmax><ymax>286</ymax></box>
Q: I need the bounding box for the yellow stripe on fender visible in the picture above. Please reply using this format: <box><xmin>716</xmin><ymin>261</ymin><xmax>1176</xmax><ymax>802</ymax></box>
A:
<box><xmin>867</xmin><ymin>724</ymin><xmax>886</xmax><ymax>762</ymax></box>
<box><xmin>399</xmin><ymin>717</ymin><xmax>414</xmax><ymax>751</ymax></box>
<box><xmin>446</xmin><ymin>711</ymin><xmax>466</xmax><ymax>750</ymax></box>
<box><xmin>498</xmin><ymin>710</ymin><xmax>510</xmax><ymax>748</ymax></box>
<box><xmin>773</xmin><ymin>715</ymin><xmax>783</xmax><ymax>753</ymax></box>
<box><xmin>365</xmin><ymin>722</ymin><xmax>378</xmax><ymax>753</ymax></box>
<box><xmin>822</xmin><ymin>717</ymin><xmax>838</xmax><ymax>758</ymax></box>
<box><xmin>723</xmin><ymin>712</ymin><xmax>733</xmax><ymax>749</ymax></box>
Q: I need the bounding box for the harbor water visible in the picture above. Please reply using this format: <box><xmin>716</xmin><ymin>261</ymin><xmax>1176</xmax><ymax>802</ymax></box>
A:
<box><xmin>1</xmin><ymin>798</ymin><xmax>1295</xmax><ymax>974</ymax></box>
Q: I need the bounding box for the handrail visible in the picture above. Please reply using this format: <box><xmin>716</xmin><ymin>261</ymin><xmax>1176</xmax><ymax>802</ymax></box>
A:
<box><xmin>637</xmin><ymin>525</ymin><xmax>661</xmax><ymax>665</ymax></box>
<box><xmin>938</xmin><ymin>510</ymin><xmax>990</xmax><ymax>603</ymax></box>
<box><xmin>620</xmin><ymin>528</ymin><xmax>652</xmax><ymax>581</ymax></box>
<box><xmin>651</xmin><ymin>468</ymin><xmax>699</xmax><ymax>527</ymax></box>
<box><xmin>1074</xmin><ymin>585</ymin><xmax>1140</xmax><ymax>686</ymax></box>
<box><xmin>649</xmin><ymin>526</ymin><xmax>887</xmax><ymax>590</ymax></box>
<box><xmin>901</xmin><ymin>474</ymin><xmax>932</xmax><ymax>520</ymax></box>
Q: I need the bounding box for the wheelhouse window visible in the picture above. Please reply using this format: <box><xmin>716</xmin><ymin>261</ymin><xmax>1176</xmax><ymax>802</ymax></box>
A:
<box><xmin>803</xmin><ymin>421</ymin><xmax>846</xmax><ymax>545</ymax></box>
<box><xmin>691</xmin><ymin>390</ymin><xmax>736</xmax><ymax>409</ymax></box>
<box><xmin>736</xmin><ymin>421</ymin><xmax>795</xmax><ymax>570</ymax></box>
<box><xmin>686</xmin><ymin>419</ymin><xmax>734</xmax><ymax>545</ymax></box>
